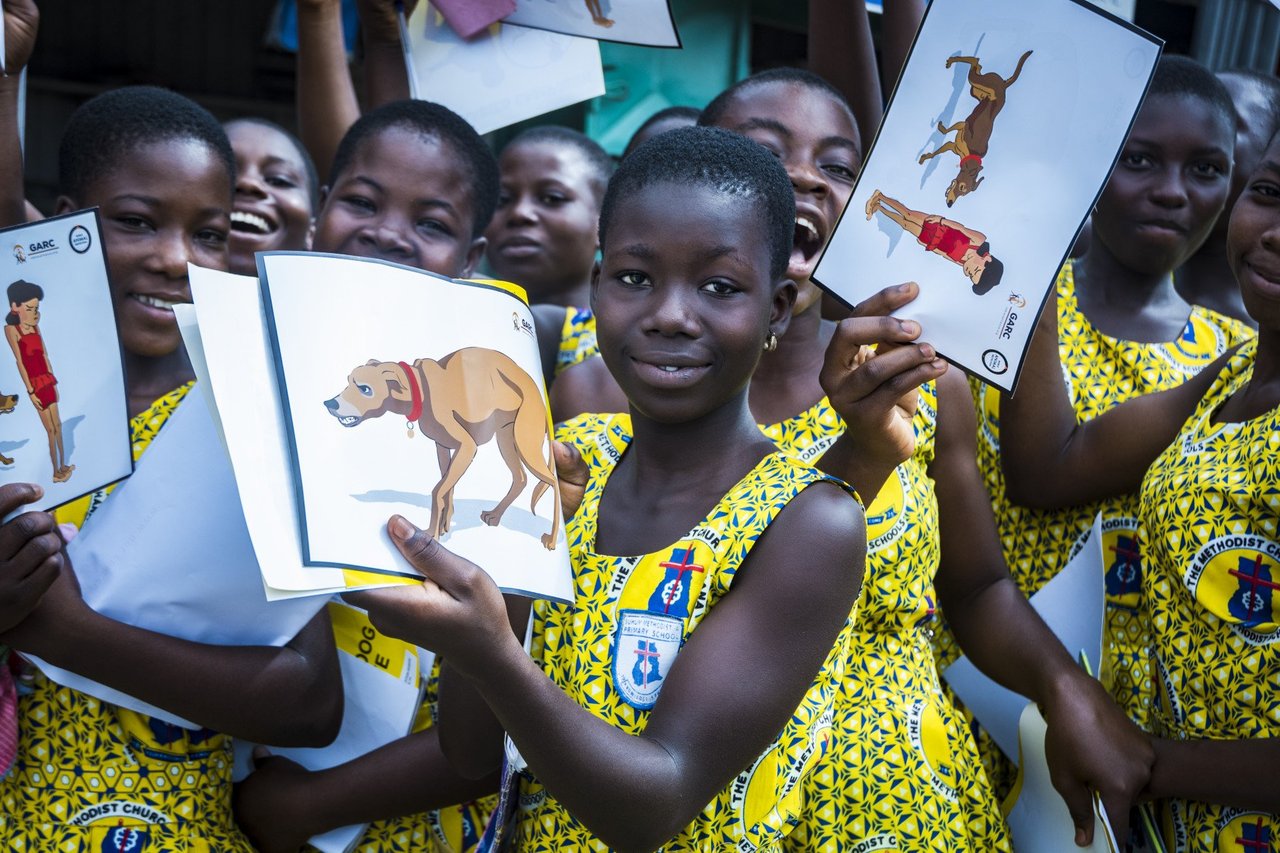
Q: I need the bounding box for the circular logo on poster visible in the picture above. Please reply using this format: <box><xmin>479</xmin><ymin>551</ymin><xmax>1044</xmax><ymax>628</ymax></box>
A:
<box><xmin>69</xmin><ymin>224</ymin><xmax>92</xmax><ymax>254</ymax></box>
<box><xmin>981</xmin><ymin>349</ymin><xmax>1009</xmax><ymax>375</ymax></box>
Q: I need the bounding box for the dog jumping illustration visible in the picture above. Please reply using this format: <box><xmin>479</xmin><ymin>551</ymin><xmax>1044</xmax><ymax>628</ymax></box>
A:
<box><xmin>918</xmin><ymin>50</ymin><xmax>1033</xmax><ymax>207</ymax></box>
<box><xmin>0</xmin><ymin>391</ymin><xmax>17</xmax><ymax>465</ymax></box>
<box><xmin>324</xmin><ymin>347</ymin><xmax>560</xmax><ymax>549</ymax></box>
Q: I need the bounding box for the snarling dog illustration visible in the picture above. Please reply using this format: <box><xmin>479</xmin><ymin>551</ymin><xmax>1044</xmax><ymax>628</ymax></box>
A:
<box><xmin>0</xmin><ymin>392</ymin><xmax>16</xmax><ymax>465</ymax></box>
<box><xmin>325</xmin><ymin>348</ymin><xmax>560</xmax><ymax>549</ymax></box>
<box><xmin>919</xmin><ymin>50</ymin><xmax>1033</xmax><ymax>206</ymax></box>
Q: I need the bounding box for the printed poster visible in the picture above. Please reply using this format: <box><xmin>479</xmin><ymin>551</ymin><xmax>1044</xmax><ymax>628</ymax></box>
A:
<box><xmin>813</xmin><ymin>0</ymin><xmax>1161</xmax><ymax>392</ymax></box>
<box><xmin>259</xmin><ymin>252</ymin><xmax>573</xmax><ymax>603</ymax></box>
<box><xmin>502</xmin><ymin>0</ymin><xmax>681</xmax><ymax>48</ymax></box>
<box><xmin>0</xmin><ymin>210</ymin><xmax>131</xmax><ymax>516</ymax></box>
<box><xmin>402</xmin><ymin>1</ymin><xmax>605</xmax><ymax>135</ymax></box>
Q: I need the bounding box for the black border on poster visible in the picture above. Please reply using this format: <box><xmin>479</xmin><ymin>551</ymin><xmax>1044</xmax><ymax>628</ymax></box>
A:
<box><xmin>0</xmin><ymin>207</ymin><xmax>135</xmax><ymax>514</ymax></box>
<box><xmin>809</xmin><ymin>0</ymin><xmax>1163</xmax><ymax>396</ymax></box>
<box><xmin>501</xmin><ymin>0</ymin><xmax>682</xmax><ymax>49</ymax></box>
<box><xmin>258</xmin><ymin>250</ymin><xmax>571</xmax><ymax>602</ymax></box>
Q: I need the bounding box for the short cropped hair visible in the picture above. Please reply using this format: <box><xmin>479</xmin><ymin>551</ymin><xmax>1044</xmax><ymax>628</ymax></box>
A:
<box><xmin>600</xmin><ymin>126</ymin><xmax>795</xmax><ymax>280</ymax></box>
<box><xmin>502</xmin><ymin>126</ymin><xmax>614</xmax><ymax>201</ymax></box>
<box><xmin>59</xmin><ymin>86</ymin><xmax>234</xmax><ymax>200</ymax></box>
<box><xmin>624</xmin><ymin>106</ymin><xmax>701</xmax><ymax>156</ymax></box>
<box><xmin>700</xmin><ymin>68</ymin><xmax>854</xmax><ymax>132</ymax></box>
<box><xmin>329</xmin><ymin>100</ymin><xmax>499</xmax><ymax>239</ymax></box>
<box><xmin>1219</xmin><ymin>68</ymin><xmax>1280</xmax><ymax>139</ymax></box>
<box><xmin>1148</xmin><ymin>55</ymin><xmax>1236</xmax><ymax>132</ymax></box>
<box><xmin>224</xmin><ymin>117</ymin><xmax>321</xmax><ymax>210</ymax></box>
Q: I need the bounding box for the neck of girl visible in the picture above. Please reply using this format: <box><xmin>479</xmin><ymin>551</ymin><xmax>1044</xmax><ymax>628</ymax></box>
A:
<box><xmin>748</xmin><ymin>301</ymin><xmax>832</xmax><ymax>426</ymax></box>
<box><xmin>124</xmin><ymin>348</ymin><xmax>195</xmax><ymax>419</ymax></box>
<box><xmin>539</xmin><ymin>276</ymin><xmax>593</xmax><ymax>311</ymax></box>
<box><xmin>1235</xmin><ymin>327</ymin><xmax>1280</xmax><ymax>420</ymax></box>
<box><xmin>1175</xmin><ymin>237</ymin><xmax>1255</xmax><ymax>327</ymax></box>
<box><xmin>626</xmin><ymin>388</ymin><xmax>772</xmax><ymax>493</ymax></box>
<box><xmin>1075</xmin><ymin>241</ymin><xmax>1190</xmax><ymax>342</ymax></box>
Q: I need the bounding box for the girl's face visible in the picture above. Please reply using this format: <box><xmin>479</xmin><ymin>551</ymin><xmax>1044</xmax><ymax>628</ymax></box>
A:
<box><xmin>705</xmin><ymin>81</ymin><xmax>861</xmax><ymax>315</ymax></box>
<box><xmin>312</xmin><ymin>127</ymin><xmax>484</xmax><ymax>279</ymax></box>
<box><xmin>11</xmin><ymin>298</ymin><xmax>38</xmax><ymax>326</ymax></box>
<box><xmin>485</xmin><ymin>140</ymin><xmax>601</xmax><ymax>300</ymax></box>
<box><xmin>1226</xmin><ymin>136</ymin><xmax>1280</xmax><ymax>331</ymax></box>
<box><xmin>592</xmin><ymin>181</ymin><xmax>793</xmax><ymax>424</ymax></box>
<box><xmin>57</xmin><ymin>138</ymin><xmax>232</xmax><ymax>359</ymax></box>
<box><xmin>226</xmin><ymin>121</ymin><xmax>314</xmax><ymax>276</ymax></box>
<box><xmin>1092</xmin><ymin>94</ymin><xmax>1234</xmax><ymax>276</ymax></box>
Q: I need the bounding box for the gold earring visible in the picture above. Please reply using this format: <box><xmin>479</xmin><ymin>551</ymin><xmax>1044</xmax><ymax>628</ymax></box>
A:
<box><xmin>763</xmin><ymin>332</ymin><xmax>778</xmax><ymax>353</ymax></box>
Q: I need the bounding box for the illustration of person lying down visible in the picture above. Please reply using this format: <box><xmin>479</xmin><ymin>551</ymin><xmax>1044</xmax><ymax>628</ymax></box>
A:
<box><xmin>865</xmin><ymin>189</ymin><xmax>1004</xmax><ymax>295</ymax></box>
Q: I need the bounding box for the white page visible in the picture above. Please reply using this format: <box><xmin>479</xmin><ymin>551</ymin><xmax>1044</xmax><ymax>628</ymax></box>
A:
<box><xmin>29</xmin><ymin>391</ymin><xmax>329</xmax><ymax>728</ymax></box>
<box><xmin>187</xmin><ymin>265</ymin><xmax>399</xmax><ymax>600</ymax></box>
<box><xmin>234</xmin><ymin>604</ymin><xmax>424</xmax><ymax>853</ymax></box>
<box><xmin>0</xmin><ymin>0</ymin><xmax>6</xmax><ymax>73</ymax></box>
<box><xmin>1006</xmin><ymin>703</ymin><xmax>1120</xmax><ymax>852</ymax></box>
<box><xmin>403</xmin><ymin>2</ymin><xmax>604</xmax><ymax>135</ymax></box>
<box><xmin>259</xmin><ymin>253</ymin><xmax>574</xmax><ymax>603</ymax></box>
<box><xmin>942</xmin><ymin>514</ymin><xmax>1105</xmax><ymax>760</ymax></box>
<box><xmin>813</xmin><ymin>0</ymin><xmax>1160</xmax><ymax>392</ymax></box>
<box><xmin>502</xmin><ymin>0</ymin><xmax>680</xmax><ymax>48</ymax></box>
<box><xmin>0</xmin><ymin>210</ymin><xmax>131</xmax><ymax>517</ymax></box>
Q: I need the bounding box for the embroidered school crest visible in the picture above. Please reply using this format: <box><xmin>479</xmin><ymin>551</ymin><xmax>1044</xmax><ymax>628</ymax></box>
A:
<box><xmin>865</xmin><ymin>466</ymin><xmax>911</xmax><ymax>553</ymax></box>
<box><xmin>1101</xmin><ymin>517</ymin><xmax>1143</xmax><ymax>609</ymax></box>
<box><xmin>1159</xmin><ymin>313</ymin><xmax>1226</xmax><ymax>373</ymax></box>
<box><xmin>614</xmin><ymin>610</ymin><xmax>683</xmax><ymax>710</ymax></box>
<box><xmin>1187</xmin><ymin>535</ymin><xmax>1280</xmax><ymax>641</ymax></box>
<box><xmin>97</xmin><ymin>825</ymin><xmax>149</xmax><ymax>852</ymax></box>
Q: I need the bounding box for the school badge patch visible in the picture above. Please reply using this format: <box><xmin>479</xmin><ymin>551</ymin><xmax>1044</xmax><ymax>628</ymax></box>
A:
<box><xmin>1215</xmin><ymin>811</ymin><xmax>1275</xmax><ymax>853</ymax></box>
<box><xmin>1099</xmin><ymin>516</ymin><xmax>1143</xmax><ymax>609</ymax></box>
<box><xmin>1157</xmin><ymin>313</ymin><xmax>1226</xmax><ymax>373</ymax></box>
<box><xmin>614</xmin><ymin>610</ymin><xmax>683</xmax><ymax>710</ymax></box>
<box><xmin>1186</xmin><ymin>534</ymin><xmax>1280</xmax><ymax>642</ymax></box>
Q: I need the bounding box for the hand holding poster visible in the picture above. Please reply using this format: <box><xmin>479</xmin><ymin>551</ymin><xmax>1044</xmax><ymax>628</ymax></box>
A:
<box><xmin>813</xmin><ymin>0</ymin><xmax>1161</xmax><ymax>392</ymax></box>
<box><xmin>0</xmin><ymin>211</ymin><xmax>131</xmax><ymax>517</ymax></box>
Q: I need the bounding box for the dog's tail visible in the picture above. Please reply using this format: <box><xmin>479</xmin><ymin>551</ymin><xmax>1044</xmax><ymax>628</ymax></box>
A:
<box><xmin>1006</xmin><ymin>50</ymin><xmax>1033</xmax><ymax>87</ymax></box>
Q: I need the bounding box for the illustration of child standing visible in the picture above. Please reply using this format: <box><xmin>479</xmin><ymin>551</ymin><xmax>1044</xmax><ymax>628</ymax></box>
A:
<box><xmin>5</xmin><ymin>280</ymin><xmax>72</xmax><ymax>483</ymax></box>
<box><xmin>865</xmin><ymin>189</ymin><xmax>1005</xmax><ymax>295</ymax></box>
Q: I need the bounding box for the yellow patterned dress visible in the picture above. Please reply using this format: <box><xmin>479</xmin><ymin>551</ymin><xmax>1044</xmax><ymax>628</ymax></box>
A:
<box><xmin>947</xmin><ymin>261</ymin><xmax>1252</xmax><ymax>737</ymax></box>
<box><xmin>765</xmin><ymin>387</ymin><xmax>1010</xmax><ymax>852</ymax></box>
<box><xmin>340</xmin><ymin>667</ymin><xmax>495</xmax><ymax>853</ymax></box>
<box><xmin>1139</xmin><ymin>340</ymin><xmax>1279</xmax><ymax>851</ymax></box>
<box><xmin>0</xmin><ymin>383</ymin><xmax>257</xmax><ymax>852</ymax></box>
<box><xmin>504</xmin><ymin>413</ymin><xmax>858</xmax><ymax>851</ymax></box>
<box><xmin>555</xmin><ymin>307</ymin><xmax>598</xmax><ymax>376</ymax></box>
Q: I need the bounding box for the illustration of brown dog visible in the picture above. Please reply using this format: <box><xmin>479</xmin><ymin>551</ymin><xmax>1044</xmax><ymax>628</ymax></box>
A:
<box><xmin>324</xmin><ymin>347</ymin><xmax>560</xmax><ymax>549</ymax></box>
<box><xmin>0</xmin><ymin>392</ymin><xmax>16</xmax><ymax>465</ymax></box>
<box><xmin>918</xmin><ymin>50</ymin><xmax>1033</xmax><ymax>207</ymax></box>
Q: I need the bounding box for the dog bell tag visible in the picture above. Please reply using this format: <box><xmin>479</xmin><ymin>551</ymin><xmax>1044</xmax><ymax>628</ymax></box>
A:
<box><xmin>407</xmin><ymin>421</ymin><xmax>415</xmax><ymax>439</ymax></box>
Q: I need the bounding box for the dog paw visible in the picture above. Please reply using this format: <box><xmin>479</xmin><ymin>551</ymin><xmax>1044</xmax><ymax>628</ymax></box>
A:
<box><xmin>480</xmin><ymin>510</ymin><xmax>502</xmax><ymax>527</ymax></box>
<box><xmin>541</xmin><ymin>533</ymin><xmax>556</xmax><ymax>550</ymax></box>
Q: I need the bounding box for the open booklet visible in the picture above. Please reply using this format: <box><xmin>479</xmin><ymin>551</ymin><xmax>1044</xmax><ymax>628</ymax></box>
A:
<box><xmin>813</xmin><ymin>0</ymin><xmax>1161</xmax><ymax>393</ymax></box>
<box><xmin>185</xmin><ymin>252</ymin><xmax>574</xmax><ymax>603</ymax></box>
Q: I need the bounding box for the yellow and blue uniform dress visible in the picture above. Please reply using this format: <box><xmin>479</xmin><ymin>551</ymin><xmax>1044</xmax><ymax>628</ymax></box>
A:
<box><xmin>342</xmin><ymin>665</ymin><xmax>494</xmax><ymax>853</ymax></box>
<box><xmin>505</xmin><ymin>413</ymin><xmax>858</xmax><ymax>851</ymax></box>
<box><xmin>1139</xmin><ymin>340</ymin><xmax>1279</xmax><ymax>851</ymax></box>
<box><xmin>555</xmin><ymin>307</ymin><xmax>598</xmax><ymax>376</ymax></box>
<box><xmin>0</xmin><ymin>383</ymin><xmax>256</xmax><ymax>852</ymax></box>
<box><xmin>767</xmin><ymin>387</ymin><xmax>1011</xmax><ymax>852</ymax></box>
<box><xmin>941</xmin><ymin>261</ymin><xmax>1251</xmax><ymax>744</ymax></box>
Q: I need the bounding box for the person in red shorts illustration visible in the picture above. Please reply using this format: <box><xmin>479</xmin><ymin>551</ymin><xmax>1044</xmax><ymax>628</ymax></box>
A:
<box><xmin>6</xmin><ymin>279</ymin><xmax>72</xmax><ymax>482</ymax></box>
<box><xmin>865</xmin><ymin>189</ymin><xmax>1004</xmax><ymax>295</ymax></box>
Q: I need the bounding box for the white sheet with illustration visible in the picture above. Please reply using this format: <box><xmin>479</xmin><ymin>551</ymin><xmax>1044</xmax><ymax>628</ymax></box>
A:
<box><xmin>0</xmin><ymin>210</ymin><xmax>131</xmax><ymax>517</ymax></box>
<box><xmin>813</xmin><ymin>0</ymin><xmax>1161</xmax><ymax>392</ymax></box>
<box><xmin>502</xmin><ymin>0</ymin><xmax>681</xmax><ymax>48</ymax></box>
<box><xmin>402</xmin><ymin>1</ymin><xmax>604</xmax><ymax>135</ymax></box>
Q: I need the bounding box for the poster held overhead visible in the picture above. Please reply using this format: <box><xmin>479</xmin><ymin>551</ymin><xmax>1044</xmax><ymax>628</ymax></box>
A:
<box><xmin>812</xmin><ymin>0</ymin><xmax>1161</xmax><ymax>392</ymax></box>
<box><xmin>502</xmin><ymin>0</ymin><xmax>681</xmax><ymax>48</ymax></box>
<box><xmin>401</xmin><ymin>1</ymin><xmax>604</xmax><ymax>135</ymax></box>
<box><xmin>0</xmin><ymin>210</ymin><xmax>131</xmax><ymax>518</ymax></box>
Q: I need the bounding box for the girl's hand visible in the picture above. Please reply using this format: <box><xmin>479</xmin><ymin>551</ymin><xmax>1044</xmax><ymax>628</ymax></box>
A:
<box><xmin>27</xmin><ymin>391</ymin><xmax>43</xmax><ymax>413</ymax></box>
<box><xmin>553</xmin><ymin>440</ymin><xmax>588</xmax><ymax>522</ymax></box>
<box><xmin>344</xmin><ymin>517</ymin><xmax>517</xmax><ymax>678</ymax></box>
<box><xmin>0</xmin><ymin>483</ymin><xmax>61</xmax><ymax>634</ymax></box>
<box><xmin>233</xmin><ymin>747</ymin><xmax>322</xmax><ymax>853</ymax></box>
<box><xmin>1042</xmin><ymin>675</ymin><xmax>1154</xmax><ymax>846</ymax></box>
<box><xmin>2</xmin><ymin>0</ymin><xmax>39</xmax><ymax>77</ymax></box>
<box><xmin>355</xmin><ymin>0</ymin><xmax>419</xmax><ymax>45</ymax></box>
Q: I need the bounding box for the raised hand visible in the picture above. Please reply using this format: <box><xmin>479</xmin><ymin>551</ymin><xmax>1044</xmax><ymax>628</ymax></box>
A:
<box><xmin>2</xmin><ymin>0</ymin><xmax>39</xmax><ymax>77</ymax></box>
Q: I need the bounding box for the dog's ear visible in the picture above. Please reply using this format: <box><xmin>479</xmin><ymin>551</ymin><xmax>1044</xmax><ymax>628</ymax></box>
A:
<box><xmin>973</xmin><ymin>176</ymin><xmax>985</xmax><ymax>189</ymax></box>
<box><xmin>366</xmin><ymin>359</ymin><xmax>381</xmax><ymax>367</ymax></box>
<box><xmin>380</xmin><ymin>365</ymin><xmax>407</xmax><ymax>397</ymax></box>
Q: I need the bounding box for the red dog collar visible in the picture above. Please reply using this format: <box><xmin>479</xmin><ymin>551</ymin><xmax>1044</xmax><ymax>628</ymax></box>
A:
<box><xmin>960</xmin><ymin>154</ymin><xmax>983</xmax><ymax>166</ymax></box>
<box><xmin>398</xmin><ymin>360</ymin><xmax>423</xmax><ymax>424</ymax></box>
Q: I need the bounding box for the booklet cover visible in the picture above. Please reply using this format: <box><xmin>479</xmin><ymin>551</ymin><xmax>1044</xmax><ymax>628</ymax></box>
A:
<box><xmin>813</xmin><ymin>0</ymin><xmax>1161</xmax><ymax>392</ymax></box>
<box><xmin>0</xmin><ymin>209</ymin><xmax>131</xmax><ymax>515</ymax></box>
<box><xmin>191</xmin><ymin>252</ymin><xmax>573</xmax><ymax>604</ymax></box>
